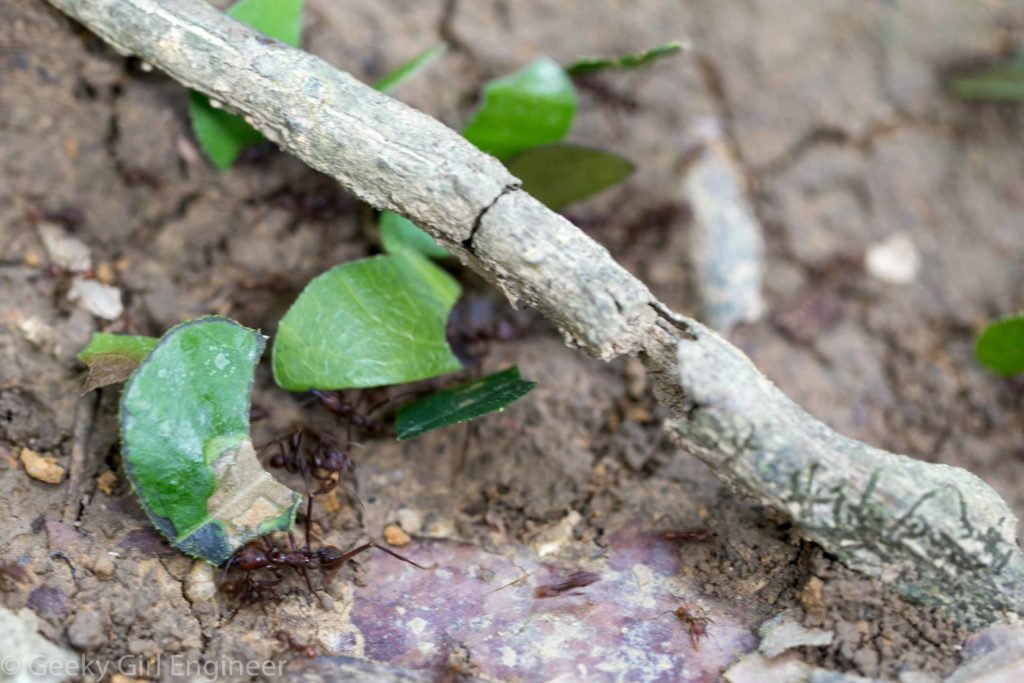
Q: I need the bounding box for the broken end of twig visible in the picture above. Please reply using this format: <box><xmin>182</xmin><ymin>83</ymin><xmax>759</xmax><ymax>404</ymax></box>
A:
<box><xmin>666</xmin><ymin>323</ymin><xmax>1024</xmax><ymax>627</ymax></box>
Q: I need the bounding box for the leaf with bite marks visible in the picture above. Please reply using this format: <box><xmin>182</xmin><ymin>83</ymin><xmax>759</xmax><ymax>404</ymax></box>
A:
<box><xmin>120</xmin><ymin>317</ymin><xmax>299</xmax><ymax>565</ymax></box>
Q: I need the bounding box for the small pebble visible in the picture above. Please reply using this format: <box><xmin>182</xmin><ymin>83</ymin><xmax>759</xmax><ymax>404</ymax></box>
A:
<box><xmin>92</xmin><ymin>554</ymin><xmax>115</xmax><ymax>579</ymax></box>
<box><xmin>96</xmin><ymin>470</ymin><xmax>118</xmax><ymax>495</ymax></box>
<box><xmin>68</xmin><ymin>276</ymin><xmax>123</xmax><ymax>320</ymax></box>
<box><xmin>184</xmin><ymin>561</ymin><xmax>217</xmax><ymax>603</ymax></box>
<box><xmin>865</xmin><ymin>232</ymin><xmax>920</xmax><ymax>285</ymax></box>
<box><xmin>94</xmin><ymin>261</ymin><xmax>117</xmax><ymax>285</ymax></box>
<box><xmin>20</xmin><ymin>448</ymin><xmax>65</xmax><ymax>484</ymax></box>
<box><xmin>67</xmin><ymin>609</ymin><xmax>106</xmax><ymax>651</ymax></box>
<box><xmin>111</xmin><ymin>675</ymin><xmax>147</xmax><ymax>683</ymax></box>
<box><xmin>395</xmin><ymin>508</ymin><xmax>423</xmax><ymax>534</ymax></box>
<box><xmin>383</xmin><ymin>524</ymin><xmax>411</xmax><ymax>547</ymax></box>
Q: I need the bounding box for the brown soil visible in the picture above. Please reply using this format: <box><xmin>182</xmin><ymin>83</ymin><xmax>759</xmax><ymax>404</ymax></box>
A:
<box><xmin>1</xmin><ymin>1</ymin><xmax>1022</xmax><ymax>681</ymax></box>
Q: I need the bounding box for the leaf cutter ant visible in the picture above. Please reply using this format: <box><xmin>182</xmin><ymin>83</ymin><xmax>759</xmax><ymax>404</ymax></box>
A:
<box><xmin>260</xmin><ymin>426</ymin><xmax>358</xmax><ymax>546</ymax></box>
<box><xmin>221</xmin><ymin>532</ymin><xmax>429</xmax><ymax>610</ymax></box>
<box><xmin>650</xmin><ymin>599</ymin><xmax>714</xmax><ymax>649</ymax></box>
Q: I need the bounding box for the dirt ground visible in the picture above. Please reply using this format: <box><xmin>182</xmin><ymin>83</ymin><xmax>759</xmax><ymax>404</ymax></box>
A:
<box><xmin>1</xmin><ymin>0</ymin><xmax>1023</xmax><ymax>681</ymax></box>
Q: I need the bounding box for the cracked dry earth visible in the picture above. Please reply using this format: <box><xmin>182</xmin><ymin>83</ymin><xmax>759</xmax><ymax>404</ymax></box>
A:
<box><xmin>1</xmin><ymin>0</ymin><xmax>1023</xmax><ymax>681</ymax></box>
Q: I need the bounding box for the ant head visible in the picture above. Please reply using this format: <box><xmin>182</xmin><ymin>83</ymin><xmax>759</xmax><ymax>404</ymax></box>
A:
<box><xmin>315</xmin><ymin>447</ymin><xmax>351</xmax><ymax>472</ymax></box>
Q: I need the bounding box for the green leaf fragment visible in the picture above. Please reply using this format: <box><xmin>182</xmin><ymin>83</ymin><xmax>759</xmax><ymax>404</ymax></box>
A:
<box><xmin>976</xmin><ymin>315</ymin><xmax>1024</xmax><ymax>376</ymax></box>
<box><xmin>120</xmin><ymin>317</ymin><xmax>300</xmax><ymax>565</ymax></box>
<box><xmin>396</xmin><ymin>366</ymin><xmax>536</xmax><ymax>440</ymax></box>
<box><xmin>78</xmin><ymin>332</ymin><xmax>159</xmax><ymax>392</ymax></box>
<box><xmin>462</xmin><ymin>57</ymin><xmax>576</xmax><ymax>160</ymax></box>
<box><xmin>228</xmin><ymin>0</ymin><xmax>303</xmax><ymax>47</ymax></box>
<box><xmin>379</xmin><ymin>211</ymin><xmax>450</xmax><ymax>259</ymax></box>
<box><xmin>506</xmin><ymin>143</ymin><xmax>634</xmax><ymax>211</ymax></box>
<box><xmin>567</xmin><ymin>41</ymin><xmax>685</xmax><ymax>76</ymax></box>
<box><xmin>374</xmin><ymin>42</ymin><xmax>448</xmax><ymax>93</ymax></box>
<box><xmin>188</xmin><ymin>93</ymin><xmax>265</xmax><ymax>171</ymax></box>
<box><xmin>189</xmin><ymin>0</ymin><xmax>303</xmax><ymax>169</ymax></box>
<box><xmin>79</xmin><ymin>332</ymin><xmax>158</xmax><ymax>364</ymax></box>
<box><xmin>949</xmin><ymin>58</ymin><xmax>1024</xmax><ymax>101</ymax></box>
<box><xmin>273</xmin><ymin>252</ymin><xmax>463</xmax><ymax>391</ymax></box>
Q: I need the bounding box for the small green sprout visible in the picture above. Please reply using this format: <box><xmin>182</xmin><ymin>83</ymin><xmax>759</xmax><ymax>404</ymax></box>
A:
<box><xmin>566</xmin><ymin>40</ymin><xmax>685</xmax><ymax>76</ymax></box>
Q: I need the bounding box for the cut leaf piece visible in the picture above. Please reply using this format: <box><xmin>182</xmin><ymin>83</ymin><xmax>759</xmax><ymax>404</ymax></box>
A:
<box><xmin>567</xmin><ymin>41</ymin><xmax>685</xmax><ymax>76</ymax></box>
<box><xmin>506</xmin><ymin>143</ymin><xmax>634</xmax><ymax>211</ymax></box>
<box><xmin>188</xmin><ymin>93</ymin><xmax>266</xmax><ymax>171</ymax></box>
<box><xmin>189</xmin><ymin>0</ymin><xmax>303</xmax><ymax>169</ymax></box>
<box><xmin>396</xmin><ymin>366</ymin><xmax>536</xmax><ymax>440</ymax></box>
<box><xmin>379</xmin><ymin>211</ymin><xmax>450</xmax><ymax>259</ymax></box>
<box><xmin>976</xmin><ymin>315</ymin><xmax>1024</xmax><ymax>376</ymax></box>
<box><xmin>228</xmin><ymin>0</ymin><xmax>303</xmax><ymax>47</ymax></box>
<box><xmin>949</xmin><ymin>58</ymin><xmax>1024</xmax><ymax>101</ymax></box>
<box><xmin>79</xmin><ymin>333</ymin><xmax>158</xmax><ymax>392</ymax></box>
<box><xmin>273</xmin><ymin>252</ymin><xmax>463</xmax><ymax>391</ymax></box>
<box><xmin>374</xmin><ymin>42</ymin><xmax>447</xmax><ymax>93</ymax></box>
<box><xmin>462</xmin><ymin>57</ymin><xmax>576</xmax><ymax>160</ymax></box>
<box><xmin>79</xmin><ymin>332</ymin><xmax>158</xmax><ymax>364</ymax></box>
<box><xmin>120</xmin><ymin>317</ymin><xmax>300</xmax><ymax>565</ymax></box>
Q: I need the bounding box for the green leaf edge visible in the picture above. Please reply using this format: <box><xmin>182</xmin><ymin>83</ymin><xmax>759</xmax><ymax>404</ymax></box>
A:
<box><xmin>395</xmin><ymin>366</ymin><xmax>537</xmax><ymax>441</ymax></box>
<box><xmin>374</xmin><ymin>42</ymin><xmax>448</xmax><ymax>93</ymax></box>
<box><xmin>947</xmin><ymin>58</ymin><xmax>1024</xmax><ymax>102</ymax></box>
<box><xmin>188</xmin><ymin>0</ymin><xmax>304</xmax><ymax>169</ymax></box>
<box><xmin>505</xmin><ymin>142</ymin><xmax>636</xmax><ymax>211</ymax></box>
<box><xmin>79</xmin><ymin>332</ymin><xmax>158</xmax><ymax>364</ymax></box>
<box><xmin>976</xmin><ymin>314</ymin><xmax>1024</xmax><ymax>377</ymax></box>
<box><xmin>462</xmin><ymin>56</ymin><xmax>577</xmax><ymax>161</ymax></box>
<box><xmin>379</xmin><ymin>211</ymin><xmax>450</xmax><ymax>259</ymax></box>
<box><xmin>567</xmin><ymin>40</ymin><xmax>685</xmax><ymax>76</ymax></box>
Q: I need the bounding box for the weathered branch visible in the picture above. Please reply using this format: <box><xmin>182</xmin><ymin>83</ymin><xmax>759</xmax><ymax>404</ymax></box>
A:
<box><xmin>47</xmin><ymin>0</ymin><xmax>1024</xmax><ymax>626</ymax></box>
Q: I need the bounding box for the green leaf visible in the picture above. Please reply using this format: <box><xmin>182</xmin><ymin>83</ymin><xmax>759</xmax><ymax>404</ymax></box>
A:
<box><xmin>949</xmin><ymin>58</ymin><xmax>1024</xmax><ymax>101</ymax></box>
<box><xmin>506</xmin><ymin>143</ymin><xmax>634</xmax><ymax>211</ymax></box>
<box><xmin>976</xmin><ymin>315</ymin><xmax>1024</xmax><ymax>376</ymax></box>
<box><xmin>189</xmin><ymin>0</ymin><xmax>303</xmax><ymax>169</ymax></box>
<box><xmin>567</xmin><ymin>40</ymin><xmax>685</xmax><ymax>76</ymax></box>
<box><xmin>120</xmin><ymin>317</ymin><xmax>300</xmax><ymax>565</ymax></box>
<box><xmin>228</xmin><ymin>0</ymin><xmax>303</xmax><ymax>47</ymax></box>
<box><xmin>379</xmin><ymin>211</ymin><xmax>450</xmax><ymax>259</ymax></box>
<box><xmin>273</xmin><ymin>252</ymin><xmax>463</xmax><ymax>391</ymax></box>
<box><xmin>374</xmin><ymin>42</ymin><xmax>448</xmax><ymax>93</ymax></box>
<box><xmin>79</xmin><ymin>333</ymin><xmax>157</xmax><ymax>364</ymax></box>
<box><xmin>79</xmin><ymin>333</ymin><xmax>159</xmax><ymax>392</ymax></box>
<box><xmin>462</xmin><ymin>57</ymin><xmax>576</xmax><ymax>160</ymax></box>
<box><xmin>188</xmin><ymin>93</ymin><xmax>266</xmax><ymax>170</ymax></box>
<box><xmin>396</xmin><ymin>367</ymin><xmax>536</xmax><ymax>440</ymax></box>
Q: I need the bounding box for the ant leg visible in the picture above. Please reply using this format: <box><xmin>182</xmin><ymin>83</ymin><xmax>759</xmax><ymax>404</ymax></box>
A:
<box><xmin>452</xmin><ymin>421</ymin><xmax>473</xmax><ymax>483</ymax></box>
<box><xmin>366</xmin><ymin>542</ymin><xmax>432</xmax><ymax>570</ymax></box>
<box><xmin>285</xmin><ymin>534</ymin><xmax>318</xmax><ymax>596</ymax></box>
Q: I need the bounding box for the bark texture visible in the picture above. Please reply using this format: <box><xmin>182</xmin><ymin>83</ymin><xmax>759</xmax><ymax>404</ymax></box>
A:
<box><xmin>47</xmin><ymin>0</ymin><xmax>1024</xmax><ymax>626</ymax></box>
